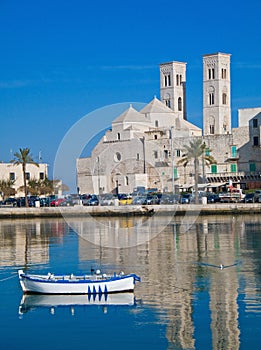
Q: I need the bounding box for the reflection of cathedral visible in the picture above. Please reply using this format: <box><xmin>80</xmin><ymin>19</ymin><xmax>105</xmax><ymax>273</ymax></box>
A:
<box><xmin>77</xmin><ymin>215</ymin><xmax>258</xmax><ymax>349</ymax></box>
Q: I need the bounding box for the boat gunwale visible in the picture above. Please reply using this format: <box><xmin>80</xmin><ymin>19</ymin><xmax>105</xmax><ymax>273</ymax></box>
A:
<box><xmin>19</xmin><ymin>272</ymin><xmax>140</xmax><ymax>285</ymax></box>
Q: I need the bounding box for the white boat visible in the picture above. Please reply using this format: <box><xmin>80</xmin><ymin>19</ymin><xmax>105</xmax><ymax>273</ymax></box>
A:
<box><xmin>18</xmin><ymin>269</ymin><xmax>141</xmax><ymax>295</ymax></box>
<box><xmin>19</xmin><ymin>293</ymin><xmax>135</xmax><ymax>315</ymax></box>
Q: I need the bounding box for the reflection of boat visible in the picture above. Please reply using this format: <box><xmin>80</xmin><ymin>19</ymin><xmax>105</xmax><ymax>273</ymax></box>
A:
<box><xmin>19</xmin><ymin>293</ymin><xmax>135</xmax><ymax>315</ymax></box>
<box><xmin>18</xmin><ymin>270</ymin><xmax>141</xmax><ymax>294</ymax></box>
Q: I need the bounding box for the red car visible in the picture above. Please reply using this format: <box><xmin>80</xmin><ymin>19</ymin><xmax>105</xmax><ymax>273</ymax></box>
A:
<box><xmin>50</xmin><ymin>198</ymin><xmax>66</xmax><ymax>207</ymax></box>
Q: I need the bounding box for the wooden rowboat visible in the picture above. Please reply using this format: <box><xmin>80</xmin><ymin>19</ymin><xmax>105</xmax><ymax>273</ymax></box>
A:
<box><xmin>18</xmin><ymin>269</ymin><xmax>141</xmax><ymax>295</ymax></box>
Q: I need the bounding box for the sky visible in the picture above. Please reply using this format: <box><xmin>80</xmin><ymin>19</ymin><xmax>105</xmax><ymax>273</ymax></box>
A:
<box><xmin>0</xmin><ymin>0</ymin><xmax>261</xmax><ymax>192</ymax></box>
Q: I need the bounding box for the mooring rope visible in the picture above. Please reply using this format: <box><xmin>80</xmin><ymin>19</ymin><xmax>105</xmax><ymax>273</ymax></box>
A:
<box><xmin>0</xmin><ymin>274</ymin><xmax>17</xmax><ymax>282</ymax></box>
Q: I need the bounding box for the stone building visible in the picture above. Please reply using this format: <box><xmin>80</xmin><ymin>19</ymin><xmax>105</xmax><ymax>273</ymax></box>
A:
<box><xmin>77</xmin><ymin>52</ymin><xmax>261</xmax><ymax>195</ymax></box>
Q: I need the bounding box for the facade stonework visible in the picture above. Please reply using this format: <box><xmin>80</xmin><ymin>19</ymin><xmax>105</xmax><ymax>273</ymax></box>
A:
<box><xmin>77</xmin><ymin>53</ymin><xmax>261</xmax><ymax>194</ymax></box>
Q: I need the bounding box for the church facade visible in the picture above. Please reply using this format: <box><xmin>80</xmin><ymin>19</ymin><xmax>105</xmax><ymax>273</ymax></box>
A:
<box><xmin>77</xmin><ymin>52</ymin><xmax>261</xmax><ymax>195</ymax></box>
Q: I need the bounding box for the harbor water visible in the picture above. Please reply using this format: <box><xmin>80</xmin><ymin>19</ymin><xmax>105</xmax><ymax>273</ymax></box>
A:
<box><xmin>0</xmin><ymin>214</ymin><xmax>260</xmax><ymax>349</ymax></box>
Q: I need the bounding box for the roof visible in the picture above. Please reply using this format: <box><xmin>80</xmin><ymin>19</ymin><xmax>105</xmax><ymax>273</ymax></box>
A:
<box><xmin>140</xmin><ymin>97</ymin><xmax>174</xmax><ymax>114</ymax></box>
<box><xmin>112</xmin><ymin>105</ymin><xmax>149</xmax><ymax>124</ymax></box>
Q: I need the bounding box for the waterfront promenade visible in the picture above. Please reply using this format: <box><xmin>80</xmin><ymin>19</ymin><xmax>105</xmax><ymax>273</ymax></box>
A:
<box><xmin>0</xmin><ymin>203</ymin><xmax>261</xmax><ymax>218</ymax></box>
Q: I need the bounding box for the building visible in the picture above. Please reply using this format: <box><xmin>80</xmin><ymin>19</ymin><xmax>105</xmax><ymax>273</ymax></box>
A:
<box><xmin>77</xmin><ymin>53</ymin><xmax>261</xmax><ymax>195</ymax></box>
<box><xmin>0</xmin><ymin>162</ymin><xmax>48</xmax><ymax>198</ymax></box>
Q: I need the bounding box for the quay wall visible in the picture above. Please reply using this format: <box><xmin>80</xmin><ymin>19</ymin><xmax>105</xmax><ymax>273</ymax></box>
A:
<box><xmin>1</xmin><ymin>204</ymin><xmax>261</xmax><ymax>219</ymax></box>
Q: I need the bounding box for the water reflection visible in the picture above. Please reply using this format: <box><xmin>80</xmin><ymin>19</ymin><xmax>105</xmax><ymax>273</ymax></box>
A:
<box><xmin>0</xmin><ymin>215</ymin><xmax>260</xmax><ymax>349</ymax></box>
<box><xmin>19</xmin><ymin>292</ymin><xmax>136</xmax><ymax>316</ymax></box>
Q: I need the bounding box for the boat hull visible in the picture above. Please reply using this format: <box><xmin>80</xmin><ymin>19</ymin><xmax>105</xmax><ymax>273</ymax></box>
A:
<box><xmin>18</xmin><ymin>270</ymin><xmax>140</xmax><ymax>295</ymax></box>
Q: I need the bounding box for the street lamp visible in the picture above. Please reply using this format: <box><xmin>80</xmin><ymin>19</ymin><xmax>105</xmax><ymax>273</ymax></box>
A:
<box><xmin>170</xmin><ymin>126</ymin><xmax>175</xmax><ymax>194</ymax></box>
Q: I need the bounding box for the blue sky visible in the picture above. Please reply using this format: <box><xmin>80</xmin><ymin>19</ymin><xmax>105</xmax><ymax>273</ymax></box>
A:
<box><xmin>0</xmin><ymin>0</ymin><xmax>261</xmax><ymax>191</ymax></box>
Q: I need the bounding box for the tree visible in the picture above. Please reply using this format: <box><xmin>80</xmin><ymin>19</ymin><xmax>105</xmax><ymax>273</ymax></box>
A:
<box><xmin>28</xmin><ymin>177</ymin><xmax>55</xmax><ymax>196</ymax></box>
<box><xmin>178</xmin><ymin>139</ymin><xmax>216</xmax><ymax>204</ymax></box>
<box><xmin>0</xmin><ymin>179</ymin><xmax>16</xmax><ymax>201</ymax></box>
<box><xmin>11</xmin><ymin>148</ymin><xmax>39</xmax><ymax>207</ymax></box>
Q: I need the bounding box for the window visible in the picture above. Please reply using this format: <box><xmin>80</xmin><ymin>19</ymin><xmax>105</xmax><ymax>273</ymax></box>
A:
<box><xmin>154</xmin><ymin>135</ymin><xmax>157</xmax><ymax>140</ymax></box>
<box><xmin>168</xmin><ymin>74</ymin><xmax>171</xmax><ymax>86</ymax></box>
<box><xmin>155</xmin><ymin>120</ymin><xmax>159</xmax><ymax>127</ymax></box>
<box><xmin>205</xmin><ymin>148</ymin><xmax>210</xmax><ymax>156</ymax></box>
<box><xmin>176</xmin><ymin>74</ymin><xmax>182</xmax><ymax>86</ymax></box>
<box><xmin>114</xmin><ymin>152</ymin><xmax>121</xmax><ymax>162</ymax></box>
<box><xmin>25</xmin><ymin>172</ymin><xmax>30</xmax><ymax>180</ymax></box>
<box><xmin>164</xmin><ymin>74</ymin><xmax>171</xmax><ymax>87</ymax></box>
<box><xmin>125</xmin><ymin>176</ymin><xmax>129</xmax><ymax>186</ymax></box>
<box><xmin>176</xmin><ymin>149</ymin><xmax>181</xmax><ymax>157</ymax></box>
<box><xmin>209</xmin><ymin>93</ymin><xmax>214</xmax><ymax>105</ymax></box>
<box><xmin>249</xmin><ymin>163</ymin><xmax>256</xmax><ymax>172</ymax></box>
<box><xmin>208</xmin><ymin>68</ymin><xmax>215</xmax><ymax>79</ymax></box>
<box><xmin>9</xmin><ymin>172</ymin><xmax>15</xmax><ymax>181</ymax></box>
<box><xmin>221</xmin><ymin>68</ymin><xmax>227</xmax><ymax>79</ymax></box>
<box><xmin>253</xmin><ymin>119</ymin><xmax>258</xmax><ymax>128</ymax></box>
<box><xmin>136</xmin><ymin>153</ymin><xmax>140</xmax><ymax>161</ymax></box>
<box><xmin>154</xmin><ymin>151</ymin><xmax>158</xmax><ymax>159</ymax></box>
<box><xmin>178</xmin><ymin>97</ymin><xmax>182</xmax><ymax>111</ymax></box>
<box><xmin>222</xmin><ymin>93</ymin><xmax>227</xmax><ymax>104</ymax></box>
<box><xmin>211</xmin><ymin>164</ymin><xmax>217</xmax><ymax>173</ymax></box>
<box><xmin>174</xmin><ymin>167</ymin><xmax>178</xmax><ymax>179</ymax></box>
<box><xmin>210</xmin><ymin>125</ymin><xmax>215</xmax><ymax>134</ymax></box>
<box><xmin>39</xmin><ymin>172</ymin><xmax>45</xmax><ymax>180</ymax></box>
<box><xmin>166</xmin><ymin>99</ymin><xmax>171</xmax><ymax>108</ymax></box>
<box><xmin>253</xmin><ymin>136</ymin><xmax>259</xmax><ymax>146</ymax></box>
<box><xmin>230</xmin><ymin>164</ymin><xmax>237</xmax><ymax>173</ymax></box>
<box><xmin>231</xmin><ymin>146</ymin><xmax>237</xmax><ymax>158</ymax></box>
<box><xmin>164</xmin><ymin>150</ymin><xmax>168</xmax><ymax>159</ymax></box>
<box><xmin>117</xmin><ymin>133</ymin><xmax>120</xmax><ymax>140</ymax></box>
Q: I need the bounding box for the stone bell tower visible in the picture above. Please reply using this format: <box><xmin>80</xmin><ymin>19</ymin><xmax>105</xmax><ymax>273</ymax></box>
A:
<box><xmin>160</xmin><ymin>60</ymin><xmax>187</xmax><ymax>119</ymax></box>
<box><xmin>203</xmin><ymin>52</ymin><xmax>231</xmax><ymax>135</ymax></box>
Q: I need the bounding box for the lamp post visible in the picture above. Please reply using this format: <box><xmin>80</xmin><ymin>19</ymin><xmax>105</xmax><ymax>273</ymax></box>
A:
<box><xmin>170</xmin><ymin>126</ymin><xmax>175</xmax><ymax>194</ymax></box>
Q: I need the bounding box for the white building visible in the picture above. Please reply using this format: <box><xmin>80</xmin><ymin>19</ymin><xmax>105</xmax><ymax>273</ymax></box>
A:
<box><xmin>77</xmin><ymin>52</ymin><xmax>261</xmax><ymax>194</ymax></box>
<box><xmin>0</xmin><ymin>162</ymin><xmax>48</xmax><ymax>198</ymax></box>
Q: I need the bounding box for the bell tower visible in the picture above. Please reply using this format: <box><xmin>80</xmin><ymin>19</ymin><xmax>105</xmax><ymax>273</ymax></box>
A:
<box><xmin>203</xmin><ymin>52</ymin><xmax>231</xmax><ymax>135</ymax></box>
<box><xmin>160</xmin><ymin>61</ymin><xmax>187</xmax><ymax>119</ymax></box>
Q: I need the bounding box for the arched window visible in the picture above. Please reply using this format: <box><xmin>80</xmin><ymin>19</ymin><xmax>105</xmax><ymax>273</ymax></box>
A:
<box><xmin>155</xmin><ymin>120</ymin><xmax>159</xmax><ymax>127</ymax></box>
<box><xmin>178</xmin><ymin>97</ymin><xmax>182</xmax><ymax>111</ymax></box>
<box><xmin>210</xmin><ymin>125</ymin><xmax>215</xmax><ymax>134</ymax></box>
<box><xmin>222</xmin><ymin>93</ymin><xmax>227</xmax><ymax>104</ymax></box>
<box><xmin>117</xmin><ymin>133</ymin><xmax>120</xmax><ymax>140</ymax></box>
<box><xmin>209</xmin><ymin>93</ymin><xmax>214</xmax><ymax>105</ymax></box>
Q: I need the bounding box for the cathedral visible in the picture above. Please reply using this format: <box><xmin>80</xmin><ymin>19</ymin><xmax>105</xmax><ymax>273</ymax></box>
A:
<box><xmin>77</xmin><ymin>52</ymin><xmax>261</xmax><ymax>195</ymax></box>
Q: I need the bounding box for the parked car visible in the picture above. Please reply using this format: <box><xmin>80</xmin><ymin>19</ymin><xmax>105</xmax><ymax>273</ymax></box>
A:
<box><xmin>132</xmin><ymin>196</ymin><xmax>147</xmax><ymax>205</ymax></box>
<box><xmin>81</xmin><ymin>194</ymin><xmax>92</xmax><ymax>206</ymax></box>
<box><xmin>254</xmin><ymin>190</ymin><xmax>261</xmax><ymax>202</ymax></box>
<box><xmin>207</xmin><ymin>193</ymin><xmax>221</xmax><ymax>203</ymax></box>
<box><xmin>99</xmin><ymin>193</ymin><xmax>116</xmax><ymax>206</ymax></box>
<box><xmin>50</xmin><ymin>198</ymin><xmax>66</xmax><ymax>207</ymax></box>
<box><xmin>145</xmin><ymin>194</ymin><xmax>160</xmax><ymax>205</ymax></box>
<box><xmin>3</xmin><ymin>197</ymin><xmax>18</xmax><ymax>206</ymax></box>
<box><xmin>118</xmin><ymin>194</ymin><xmax>132</xmax><ymax>205</ymax></box>
<box><xmin>179</xmin><ymin>193</ymin><xmax>192</xmax><ymax>204</ymax></box>
<box><xmin>244</xmin><ymin>192</ymin><xmax>255</xmax><ymax>203</ymax></box>
<box><xmin>160</xmin><ymin>193</ymin><xmax>180</xmax><ymax>204</ymax></box>
<box><xmin>86</xmin><ymin>195</ymin><xmax>99</xmax><ymax>206</ymax></box>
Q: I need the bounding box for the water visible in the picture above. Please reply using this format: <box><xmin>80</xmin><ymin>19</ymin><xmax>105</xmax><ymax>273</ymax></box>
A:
<box><xmin>0</xmin><ymin>215</ymin><xmax>260</xmax><ymax>349</ymax></box>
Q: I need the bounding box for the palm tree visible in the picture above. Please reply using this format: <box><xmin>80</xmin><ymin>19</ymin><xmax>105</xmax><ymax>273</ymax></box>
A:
<box><xmin>11</xmin><ymin>148</ymin><xmax>39</xmax><ymax>207</ymax></box>
<box><xmin>178</xmin><ymin>139</ymin><xmax>216</xmax><ymax>204</ymax></box>
<box><xmin>0</xmin><ymin>179</ymin><xmax>16</xmax><ymax>201</ymax></box>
